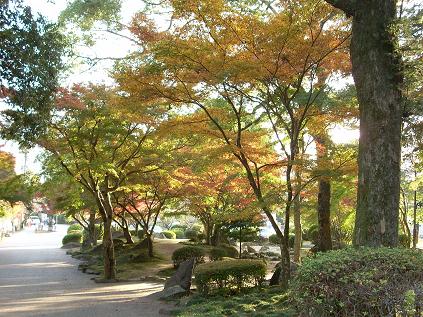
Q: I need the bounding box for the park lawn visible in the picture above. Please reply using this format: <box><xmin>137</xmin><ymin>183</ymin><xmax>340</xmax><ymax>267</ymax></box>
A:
<box><xmin>172</xmin><ymin>286</ymin><xmax>296</xmax><ymax>317</ymax></box>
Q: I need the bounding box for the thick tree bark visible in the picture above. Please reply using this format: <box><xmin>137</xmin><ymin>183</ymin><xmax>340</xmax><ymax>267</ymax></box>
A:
<box><xmin>97</xmin><ymin>191</ymin><xmax>117</xmax><ymax>280</ymax></box>
<box><xmin>102</xmin><ymin>215</ymin><xmax>116</xmax><ymax>280</ymax></box>
<box><xmin>146</xmin><ymin>233</ymin><xmax>154</xmax><ymax>257</ymax></box>
<box><xmin>326</xmin><ymin>0</ymin><xmax>402</xmax><ymax>247</ymax></box>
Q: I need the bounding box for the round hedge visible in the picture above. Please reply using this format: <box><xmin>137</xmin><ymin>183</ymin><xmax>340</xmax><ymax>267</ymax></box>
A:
<box><xmin>195</xmin><ymin>259</ymin><xmax>266</xmax><ymax>295</ymax></box>
<box><xmin>293</xmin><ymin>247</ymin><xmax>423</xmax><ymax>316</ymax></box>
<box><xmin>172</xmin><ymin>246</ymin><xmax>206</xmax><ymax>268</ymax></box>
<box><xmin>162</xmin><ymin>230</ymin><xmax>176</xmax><ymax>239</ymax></box>
<box><xmin>67</xmin><ymin>224</ymin><xmax>83</xmax><ymax>234</ymax></box>
<box><xmin>218</xmin><ymin>244</ymin><xmax>239</xmax><ymax>258</ymax></box>
<box><xmin>209</xmin><ymin>247</ymin><xmax>227</xmax><ymax>261</ymax></box>
<box><xmin>62</xmin><ymin>232</ymin><xmax>82</xmax><ymax>245</ymax></box>
<box><xmin>171</xmin><ymin>228</ymin><xmax>185</xmax><ymax>239</ymax></box>
<box><xmin>185</xmin><ymin>229</ymin><xmax>199</xmax><ymax>241</ymax></box>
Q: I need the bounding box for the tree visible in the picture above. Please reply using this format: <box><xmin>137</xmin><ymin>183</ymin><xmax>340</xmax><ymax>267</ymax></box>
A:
<box><xmin>324</xmin><ymin>0</ymin><xmax>403</xmax><ymax>247</ymax></box>
<box><xmin>0</xmin><ymin>0</ymin><xmax>65</xmax><ymax>145</ymax></box>
<box><xmin>40</xmin><ymin>84</ymin><xmax>158</xmax><ymax>280</ymax></box>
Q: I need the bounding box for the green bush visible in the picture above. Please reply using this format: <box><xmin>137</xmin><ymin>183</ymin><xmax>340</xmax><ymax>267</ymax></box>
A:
<box><xmin>399</xmin><ymin>233</ymin><xmax>411</xmax><ymax>248</ymax></box>
<box><xmin>289</xmin><ymin>234</ymin><xmax>296</xmax><ymax>248</ymax></box>
<box><xmin>185</xmin><ymin>229</ymin><xmax>199</xmax><ymax>241</ymax></box>
<box><xmin>195</xmin><ymin>259</ymin><xmax>266</xmax><ymax>295</ymax></box>
<box><xmin>172</xmin><ymin>228</ymin><xmax>185</xmax><ymax>239</ymax></box>
<box><xmin>172</xmin><ymin>246</ymin><xmax>206</xmax><ymax>268</ymax></box>
<box><xmin>62</xmin><ymin>232</ymin><xmax>82</xmax><ymax>245</ymax></box>
<box><xmin>162</xmin><ymin>230</ymin><xmax>177</xmax><ymax>239</ymax></box>
<box><xmin>197</xmin><ymin>232</ymin><xmax>206</xmax><ymax>242</ymax></box>
<box><xmin>304</xmin><ymin>224</ymin><xmax>319</xmax><ymax>244</ymax></box>
<box><xmin>209</xmin><ymin>247</ymin><xmax>227</xmax><ymax>261</ymax></box>
<box><xmin>83</xmin><ymin>224</ymin><xmax>103</xmax><ymax>242</ymax></box>
<box><xmin>137</xmin><ymin>229</ymin><xmax>145</xmax><ymax>240</ymax></box>
<box><xmin>268</xmin><ymin>234</ymin><xmax>280</xmax><ymax>245</ymax></box>
<box><xmin>67</xmin><ymin>224</ymin><xmax>83</xmax><ymax>233</ymax></box>
<box><xmin>293</xmin><ymin>247</ymin><xmax>423</xmax><ymax>316</ymax></box>
<box><xmin>218</xmin><ymin>244</ymin><xmax>239</xmax><ymax>258</ymax></box>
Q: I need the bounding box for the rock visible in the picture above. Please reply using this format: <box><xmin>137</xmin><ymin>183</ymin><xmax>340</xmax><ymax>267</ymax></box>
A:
<box><xmin>269</xmin><ymin>265</ymin><xmax>281</xmax><ymax>286</ymax></box>
<box><xmin>164</xmin><ymin>258</ymin><xmax>195</xmax><ymax>290</ymax></box>
<box><xmin>158</xmin><ymin>285</ymin><xmax>188</xmax><ymax>299</ymax></box>
<box><xmin>269</xmin><ymin>261</ymin><xmax>300</xmax><ymax>286</ymax></box>
<box><xmin>247</xmin><ymin>246</ymin><xmax>256</xmax><ymax>253</ymax></box>
<box><xmin>259</xmin><ymin>245</ymin><xmax>270</xmax><ymax>253</ymax></box>
<box><xmin>112</xmin><ymin>231</ymin><xmax>124</xmax><ymax>239</ymax></box>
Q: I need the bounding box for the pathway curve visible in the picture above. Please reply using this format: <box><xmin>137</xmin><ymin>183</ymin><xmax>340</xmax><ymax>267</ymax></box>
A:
<box><xmin>0</xmin><ymin>225</ymin><xmax>171</xmax><ymax>317</ymax></box>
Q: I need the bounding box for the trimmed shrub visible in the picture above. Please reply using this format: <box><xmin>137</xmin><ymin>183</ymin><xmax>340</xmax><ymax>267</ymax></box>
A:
<box><xmin>185</xmin><ymin>229</ymin><xmax>199</xmax><ymax>241</ymax></box>
<box><xmin>68</xmin><ymin>230</ymin><xmax>82</xmax><ymax>235</ymax></box>
<box><xmin>171</xmin><ymin>228</ymin><xmax>185</xmax><ymax>239</ymax></box>
<box><xmin>209</xmin><ymin>247</ymin><xmax>227</xmax><ymax>261</ymax></box>
<box><xmin>219</xmin><ymin>244</ymin><xmax>239</xmax><ymax>258</ymax></box>
<box><xmin>67</xmin><ymin>224</ymin><xmax>83</xmax><ymax>233</ymax></box>
<box><xmin>195</xmin><ymin>259</ymin><xmax>266</xmax><ymax>295</ymax></box>
<box><xmin>62</xmin><ymin>232</ymin><xmax>82</xmax><ymax>245</ymax></box>
<box><xmin>268</xmin><ymin>234</ymin><xmax>280</xmax><ymax>245</ymax></box>
<box><xmin>162</xmin><ymin>230</ymin><xmax>177</xmax><ymax>239</ymax></box>
<box><xmin>293</xmin><ymin>247</ymin><xmax>423</xmax><ymax>316</ymax></box>
<box><xmin>172</xmin><ymin>246</ymin><xmax>206</xmax><ymax>268</ymax></box>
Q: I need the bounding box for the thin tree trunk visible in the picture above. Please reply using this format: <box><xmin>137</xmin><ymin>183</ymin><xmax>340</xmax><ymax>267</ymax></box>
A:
<box><xmin>293</xmin><ymin>192</ymin><xmax>302</xmax><ymax>262</ymax></box>
<box><xmin>88</xmin><ymin>209</ymin><xmax>96</xmax><ymax>246</ymax></box>
<box><xmin>413</xmin><ymin>187</ymin><xmax>418</xmax><ymax>248</ymax></box>
<box><xmin>315</xmin><ymin>135</ymin><xmax>332</xmax><ymax>252</ymax></box>
<box><xmin>326</xmin><ymin>0</ymin><xmax>402</xmax><ymax>247</ymax></box>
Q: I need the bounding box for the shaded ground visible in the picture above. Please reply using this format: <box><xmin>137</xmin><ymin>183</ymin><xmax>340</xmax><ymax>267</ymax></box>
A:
<box><xmin>0</xmin><ymin>225</ymin><xmax>172</xmax><ymax>317</ymax></box>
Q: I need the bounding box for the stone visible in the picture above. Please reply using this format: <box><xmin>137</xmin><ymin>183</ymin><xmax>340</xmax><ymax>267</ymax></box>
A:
<box><xmin>269</xmin><ymin>261</ymin><xmax>300</xmax><ymax>286</ymax></box>
<box><xmin>164</xmin><ymin>258</ymin><xmax>195</xmax><ymax>290</ymax></box>
<box><xmin>259</xmin><ymin>245</ymin><xmax>270</xmax><ymax>253</ymax></box>
<box><xmin>247</xmin><ymin>245</ymin><xmax>256</xmax><ymax>253</ymax></box>
<box><xmin>158</xmin><ymin>285</ymin><xmax>187</xmax><ymax>299</ymax></box>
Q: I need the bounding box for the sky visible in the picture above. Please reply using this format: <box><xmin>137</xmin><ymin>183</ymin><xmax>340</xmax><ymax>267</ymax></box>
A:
<box><xmin>2</xmin><ymin>0</ymin><xmax>359</xmax><ymax>174</ymax></box>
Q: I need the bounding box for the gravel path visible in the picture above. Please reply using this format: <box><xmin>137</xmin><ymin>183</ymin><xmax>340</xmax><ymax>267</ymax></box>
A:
<box><xmin>0</xmin><ymin>225</ymin><xmax>172</xmax><ymax>317</ymax></box>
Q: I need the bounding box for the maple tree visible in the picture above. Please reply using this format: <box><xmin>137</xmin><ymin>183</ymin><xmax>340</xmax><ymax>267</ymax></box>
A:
<box><xmin>39</xmin><ymin>84</ymin><xmax>160</xmax><ymax>279</ymax></box>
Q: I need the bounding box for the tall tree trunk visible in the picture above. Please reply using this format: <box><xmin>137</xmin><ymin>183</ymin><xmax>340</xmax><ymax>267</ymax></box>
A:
<box><xmin>318</xmin><ymin>178</ymin><xmax>332</xmax><ymax>251</ymax></box>
<box><xmin>325</xmin><ymin>0</ymin><xmax>402</xmax><ymax>247</ymax></box>
<box><xmin>413</xmin><ymin>188</ymin><xmax>418</xmax><ymax>248</ymax></box>
<box><xmin>88</xmin><ymin>209</ymin><xmax>97</xmax><ymax>246</ymax></box>
<box><xmin>400</xmin><ymin>187</ymin><xmax>411</xmax><ymax>245</ymax></box>
<box><xmin>122</xmin><ymin>223</ymin><xmax>134</xmax><ymax>244</ymax></box>
<box><xmin>293</xmin><ymin>193</ymin><xmax>302</xmax><ymax>262</ymax></box>
<box><xmin>315</xmin><ymin>135</ymin><xmax>332</xmax><ymax>251</ymax></box>
<box><xmin>98</xmin><ymin>191</ymin><xmax>116</xmax><ymax>280</ymax></box>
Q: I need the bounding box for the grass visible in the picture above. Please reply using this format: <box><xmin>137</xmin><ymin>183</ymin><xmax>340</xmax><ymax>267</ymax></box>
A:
<box><xmin>172</xmin><ymin>286</ymin><xmax>296</xmax><ymax>317</ymax></box>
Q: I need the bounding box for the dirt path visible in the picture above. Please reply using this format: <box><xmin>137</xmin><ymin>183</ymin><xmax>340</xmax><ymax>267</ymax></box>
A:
<box><xmin>0</xmin><ymin>225</ymin><xmax>173</xmax><ymax>317</ymax></box>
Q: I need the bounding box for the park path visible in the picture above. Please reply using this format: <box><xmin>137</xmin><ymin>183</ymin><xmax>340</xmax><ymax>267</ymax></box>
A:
<box><xmin>0</xmin><ymin>225</ymin><xmax>171</xmax><ymax>317</ymax></box>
